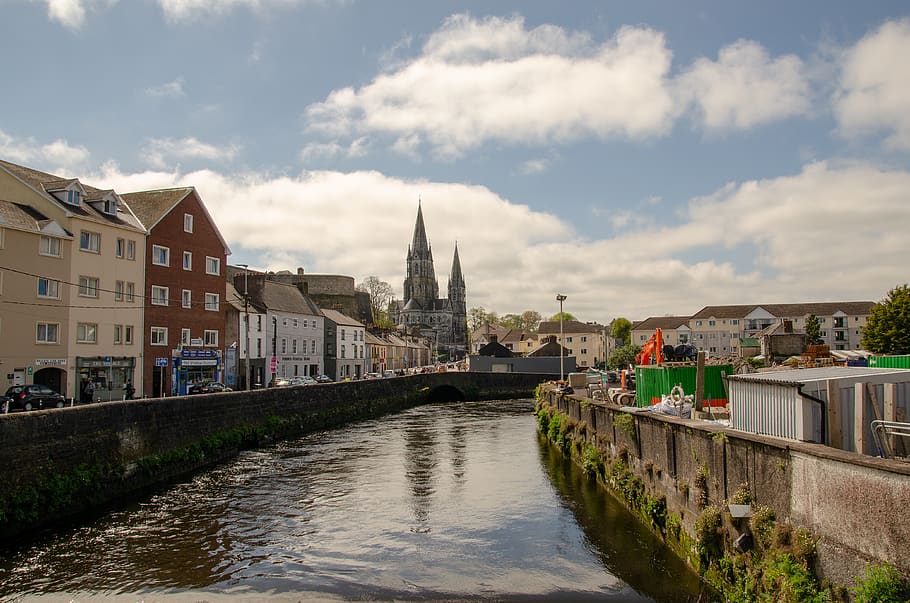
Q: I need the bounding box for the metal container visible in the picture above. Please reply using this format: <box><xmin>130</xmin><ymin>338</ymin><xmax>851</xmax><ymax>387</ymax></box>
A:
<box><xmin>634</xmin><ymin>364</ymin><xmax>732</xmax><ymax>408</ymax></box>
<box><xmin>869</xmin><ymin>355</ymin><xmax>910</xmax><ymax>369</ymax></box>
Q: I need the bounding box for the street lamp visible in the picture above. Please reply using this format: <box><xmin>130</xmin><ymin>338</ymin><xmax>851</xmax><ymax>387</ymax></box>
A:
<box><xmin>556</xmin><ymin>294</ymin><xmax>567</xmax><ymax>382</ymax></box>
<box><xmin>236</xmin><ymin>264</ymin><xmax>251</xmax><ymax>391</ymax></box>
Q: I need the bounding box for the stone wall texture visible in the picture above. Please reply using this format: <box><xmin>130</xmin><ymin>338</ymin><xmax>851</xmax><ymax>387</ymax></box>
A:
<box><xmin>544</xmin><ymin>390</ymin><xmax>910</xmax><ymax>588</ymax></box>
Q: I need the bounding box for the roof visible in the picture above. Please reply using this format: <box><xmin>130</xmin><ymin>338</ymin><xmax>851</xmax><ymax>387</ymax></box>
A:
<box><xmin>322</xmin><ymin>308</ymin><xmax>365</xmax><ymax>328</ymax></box>
<box><xmin>477</xmin><ymin>340</ymin><xmax>513</xmax><ymax>357</ymax></box>
<box><xmin>538</xmin><ymin>320</ymin><xmax>608</xmax><ymax>335</ymax></box>
<box><xmin>470</xmin><ymin>323</ymin><xmax>510</xmax><ymax>341</ymax></box>
<box><xmin>121</xmin><ymin>187</ymin><xmax>231</xmax><ymax>255</ymax></box>
<box><xmin>251</xmin><ymin>280</ymin><xmax>321</xmax><ymax>315</ymax></box>
<box><xmin>728</xmin><ymin>366</ymin><xmax>910</xmax><ymax>385</ymax></box>
<box><xmin>692</xmin><ymin>302</ymin><xmax>874</xmax><ymax>320</ymax></box>
<box><xmin>364</xmin><ymin>332</ymin><xmax>387</xmax><ymax>345</ymax></box>
<box><xmin>0</xmin><ymin>200</ymin><xmax>48</xmax><ymax>233</ymax></box>
<box><xmin>0</xmin><ymin>159</ymin><xmax>145</xmax><ymax>232</ymax></box>
<box><xmin>632</xmin><ymin>316</ymin><xmax>691</xmax><ymax>331</ymax></box>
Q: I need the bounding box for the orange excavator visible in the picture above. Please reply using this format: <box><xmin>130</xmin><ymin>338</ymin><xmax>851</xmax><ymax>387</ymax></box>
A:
<box><xmin>635</xmin><ymin>328</ymin><xmax>663</xmax><ymax>366</ymax></box>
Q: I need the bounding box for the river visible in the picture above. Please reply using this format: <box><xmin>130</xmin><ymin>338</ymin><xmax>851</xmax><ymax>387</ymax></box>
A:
<box><xmin>0</xmin><ymin>399</ymin><xmax>711</xmax><ymax>602</ymax></box>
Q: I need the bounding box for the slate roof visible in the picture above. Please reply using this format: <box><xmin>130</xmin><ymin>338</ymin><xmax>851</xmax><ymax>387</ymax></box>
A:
<box><xmin>477</xmin><ymin>340</ymin><xmax>513</xmax><ymax>358</ymax></box>
<box><xmin>538</xmin><ymin>320</ymin><xmax>608</xmax><ymax>335</ymax></box>
<box><xmin>0</xmin><ymin>200</ymin><xmax>49</xmax><ymax>232</ymax></box>
<box><xmin>632</xmin><ymin>316</ymin><xmax>691</xmax><ymax>331</ymax></box>
<box><xmin>249</xmin><ymin>280</ymin><xmax>321</xmax><ymax>315</ymax></box>
<box><xmin>322</xmin><ymin>308</ymin><xmax>365</xmax><ymax>328</ymax></box>
<box><xmin>120</xmin><ymin>188</ymin><xmax>193</xmax><ymax>229</ymax></box>
<box><xmin>691</xmin><ymin>302</ymin><xmax>875</xmax><ymax>319</ymax></box>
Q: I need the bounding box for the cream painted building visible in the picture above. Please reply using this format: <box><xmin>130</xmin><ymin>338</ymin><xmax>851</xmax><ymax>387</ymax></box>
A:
<box><xmin>537</xmin><ymin>320</ymin><xmax>610</xmax><ymax>369</ymax></box>
<box><xmin>0</xmin><ymin>160</ymin><xmax>147</xmax><ymax>401</ymax></box>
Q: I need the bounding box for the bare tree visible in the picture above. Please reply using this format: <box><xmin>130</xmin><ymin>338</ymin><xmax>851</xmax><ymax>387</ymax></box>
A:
<box><xmin>357</xmin><ymin>276</ymin><xmax>394</xmax><ymax>325</ymax></box>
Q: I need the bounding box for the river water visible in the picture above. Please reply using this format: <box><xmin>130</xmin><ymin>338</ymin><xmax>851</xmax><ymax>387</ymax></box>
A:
<box><xmin>0</xmin><ymin>399</ymin><xmax>711</xmax><ymax>602</ymax></box>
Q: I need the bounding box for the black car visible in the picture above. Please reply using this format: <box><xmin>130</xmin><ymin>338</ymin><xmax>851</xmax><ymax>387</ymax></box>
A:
<box><xmin>4</xmin><ymin>384</ymin><xmax>66</xmax><ymax>411</ymax></box>
<box><xmin>187</xmin><ymin>382</ymin><xmax>233</xmax><ymax>395</ymax></box>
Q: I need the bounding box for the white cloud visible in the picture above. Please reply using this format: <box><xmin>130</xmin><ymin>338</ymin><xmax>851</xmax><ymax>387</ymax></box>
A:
<box><xmin>306</xmin><ymin>15</ymin><xmax>677</xmax><ymax>158</ymax></box>
<box><xmin>42</xmin><ymin>0</ymin><xmax>86</xmax><ymax>29</ymax></box>
<box><xmin>141</xmin><ymin>137</ymin><xmax>240</xmax><ymax>169</ymax></box>
<box><xmin>520</xmin><ymin>159</ymin><xmax>549</xmax><ymax>175</ymax></box>
<box><xmin>82</xmin><ymin>159</ymin><xmax>906</xmax><ymax>323</ymax></box>
<box><xmin>156</xmin><ymin>0</ymin><xmax>309</xmax><ymax>22</ymax></box>
<box><xmin>834</xmin><ymin>18</ymin><xmax>910</xmax><ymax>149</ymax></box>
<box><xmin>299</xmin><ymin>137</ymin><xmax>369</xmax><ymax>162</ymax></box>
<box><xmin>145</xmin><ymin>77</ymin><xmax>186</xmax><ymax>99</ymax></box>
<box><xmin>0</xmin><ymin>129</ymin><xmax>91</xmax><ymax>174</ymax></box>
<box><xmin>677</xmin><ymin>39</ymin><xmax>811</xmax><ymax>130</ymax></box>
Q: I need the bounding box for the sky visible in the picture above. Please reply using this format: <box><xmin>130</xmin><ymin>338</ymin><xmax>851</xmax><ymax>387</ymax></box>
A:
<box><xmin>2</xmin><ymin>0</ymin><xmax>909</xmax><ymax>325</ymax></box>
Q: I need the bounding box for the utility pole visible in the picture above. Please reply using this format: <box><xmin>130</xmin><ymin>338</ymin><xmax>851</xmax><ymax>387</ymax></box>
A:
<box><xmin>556</xmin><ymin>294</ymin><xmax>567</xmax><ymax>382</ymax></box>
<box><xmin>237</xmin><ymin>264</ymin><xmax>251</xmax><ymax>391</ymax></box>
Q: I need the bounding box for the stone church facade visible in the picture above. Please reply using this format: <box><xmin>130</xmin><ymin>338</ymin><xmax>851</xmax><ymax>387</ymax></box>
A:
<box><xmin>395</xmin><ymin>204</ymin><xmax>467</xmax><ymax>361</ymax></box>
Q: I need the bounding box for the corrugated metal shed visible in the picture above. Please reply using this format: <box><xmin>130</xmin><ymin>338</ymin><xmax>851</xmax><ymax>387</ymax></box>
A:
<box><xmin>727</xmin><ymin>367</ymin><xmax>910</xmax><ymax>454</ymax></box>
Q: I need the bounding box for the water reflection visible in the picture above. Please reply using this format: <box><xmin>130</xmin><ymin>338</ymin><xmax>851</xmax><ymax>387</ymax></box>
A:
<box><xmin>0</xmin><ymin>400</ymin><xmax>707</xmax><ymax>601</ymax></box>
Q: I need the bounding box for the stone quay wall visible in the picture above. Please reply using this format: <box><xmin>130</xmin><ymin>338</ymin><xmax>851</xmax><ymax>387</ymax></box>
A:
<box><xmin>540</xmin><ymin>387</ymin><xmax>910</xmax><ymax>591</ymax></box>
<box><xmin>0</xmin><ymin>372</ymin><xmax>547</xmax><ymax>541</ymax></box>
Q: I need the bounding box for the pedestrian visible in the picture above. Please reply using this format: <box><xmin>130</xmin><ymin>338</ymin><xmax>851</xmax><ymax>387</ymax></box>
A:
<box><xmin>83</xmin><ymin>378</ymin><xmax>95</xmax><ymax>404</ymax></box>
<box><xmin>124</xmin><ymin>381</ymin><xmax>135</xmax><ymax>400</ymax></box>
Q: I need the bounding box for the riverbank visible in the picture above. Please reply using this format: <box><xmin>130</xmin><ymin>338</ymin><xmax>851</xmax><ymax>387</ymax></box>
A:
<box><xmin>535</xmin><ymin>383</ymin><xmax>910</xmax><ymax>602</ymax></box>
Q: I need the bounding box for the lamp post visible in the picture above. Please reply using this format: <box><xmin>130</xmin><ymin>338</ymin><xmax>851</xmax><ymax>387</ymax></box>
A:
<box><xmin>237</xmin><ymin>264</ymin><xmax>251</xmax><ymax>391</ymax></box>
<box><xmin>556</xmin><ymin>294</ymin><xmax>567</xmax><ymax>382</ymax></box>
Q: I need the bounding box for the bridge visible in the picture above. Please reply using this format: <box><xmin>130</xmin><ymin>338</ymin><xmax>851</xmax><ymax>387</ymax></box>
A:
<box><xmin>0</xmin><ymin>371</ymin><xmax>553</xmax><ymax>540</ymax></box>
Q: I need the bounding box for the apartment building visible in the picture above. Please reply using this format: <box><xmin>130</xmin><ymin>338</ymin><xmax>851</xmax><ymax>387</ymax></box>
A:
<box><xmin>537</xmin><ymin>320</ymin><xmax>609</xmax><ymax>369</ymax></box>
<box><xmin>122</xmin><ymin>188</ymin><xmax>230</xmax><ymax>396</ymax></box>
<box><xmin>322</xmin><ymin>308</ymin><xmax>367</xmax><ymax>381</ymax></box>
<box><xmin>631</xmin><ymin>316</ymin><xmax>692</xmax><ymax>348</ymax></box>
<box><xmin>0</xmin><ymin>160</ymin><xmax>146</xmax><ymax>401</ymax></box>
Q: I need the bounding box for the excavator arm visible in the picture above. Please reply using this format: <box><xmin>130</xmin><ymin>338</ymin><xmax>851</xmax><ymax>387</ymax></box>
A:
<box><xmin>635</xmin><ymin>328</ymin><xmax>664</xmax><ymax>366</ymax></box>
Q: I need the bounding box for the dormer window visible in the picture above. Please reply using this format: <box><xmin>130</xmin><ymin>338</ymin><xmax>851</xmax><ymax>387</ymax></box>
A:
<box><xmin>66</xmin><ymin>190</ymin><xmax>81</xmax><ymax>205</ymax></box>
<box><xmin>103</xmin><ymin>199</ymin><xmax>117</xmax><ymax>215</ymax></box>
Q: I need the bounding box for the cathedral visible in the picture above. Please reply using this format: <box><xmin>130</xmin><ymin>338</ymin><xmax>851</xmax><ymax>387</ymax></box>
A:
<box><xmin>396</xmin><ymin>203</ymin><xmax>468</xmax><ymax>361</ymax></box>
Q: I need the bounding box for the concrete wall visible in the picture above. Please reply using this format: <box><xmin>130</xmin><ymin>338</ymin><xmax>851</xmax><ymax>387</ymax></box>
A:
<box><xmin>541</xmin><ymin>389</ymin><xmax>910</xmax><ymax>589</ymax></box>
<box><xmin>0</xmin><ymin>372</ymin><xmax>545</xmax><ymax>540</ymax></box>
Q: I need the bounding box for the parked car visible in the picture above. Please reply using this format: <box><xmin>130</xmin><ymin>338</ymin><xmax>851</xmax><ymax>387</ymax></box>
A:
<box><xmin>287</xmin><ymin>376</ymin><xmax>317</xmax><ymax>386</ymax></box>
<box><xmin>187</xmin><ymin>382</ymin><xmax>233</xmax><ymax>395</ymax></box>
<box><xmin>315</xmin><ymin>374</ymin><xmax>333</xmax><ymax>383</ymax></box>
<box><xmin>4</xmin><ymin>384</ymin><xmax>66</xmax><ymax>411</ymax></box>
<box><xmin>364</xmin><ymin>372</ymin><xmax>381</xmax><ymax>379</ymax></box>
<box><xmin>382</xmin><ymin>370</ymin><xmax>397</xmax><ymax>378</ymax></box>
<box><xmin>270</xmin><ymin>378</ymin><xmax>292</xmax><ymax>387</ymax></box>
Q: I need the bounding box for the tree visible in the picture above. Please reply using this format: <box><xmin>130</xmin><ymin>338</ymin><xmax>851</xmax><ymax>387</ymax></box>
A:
<box><xmin>356</xmin><ymin>276</ymin><xmax>393</xmax><ymax>326</ymax></box>
<box><xmin>468</xmin><ymin>307</ymin><xmax>500</xmax><ymax>333</ymax></box>
<box><xmin>805</xmin><ymin>314</ymin><xmax>822</xmax><ymax>345</ymax></box>
<box><xmin>521</xmin><ymin>310</ymin><xmax>542</xmax><ymax>332</ymax></box>
<box><xmin>500</xmin><ymin>313</ymin><xmax>523</xmax><ymax>329</ymax></box>
<box><xmin>549</xmin><ymin>311</ymin><xmax>577</xmax><ymax>323</ymax></box>
<box><xmin>611</xmin><ymin>317</ymin><xmax>632</xmax><ymax>346</ymax></box>
<box><xmin>608</xmin><ymin>344</ymin><xmax>640</xmax><ymax>369</ymax></box>
<box><xmin>862</xmin><ymin>284</ymin><xmax>910</xmax><ymax>354</ymax></box>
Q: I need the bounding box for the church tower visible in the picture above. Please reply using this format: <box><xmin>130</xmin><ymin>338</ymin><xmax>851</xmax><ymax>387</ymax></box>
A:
<box><xmin>448</xmin><ymin>243</ymin><xmax>467</xmax><ymax>346</ymax></box>
<box><xmin>402</xmin><ymin>202</ymin><xmax>438</xmax><ymax>308</ymax></box>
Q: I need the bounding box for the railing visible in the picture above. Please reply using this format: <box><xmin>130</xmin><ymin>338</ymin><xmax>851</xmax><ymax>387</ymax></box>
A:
<box><xmin>871</xmin><ymin>420</ymin><xmax>910</xmax><ymax>459</ymax></box>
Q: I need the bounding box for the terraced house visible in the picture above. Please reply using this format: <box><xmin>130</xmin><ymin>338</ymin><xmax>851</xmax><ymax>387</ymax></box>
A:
<box><xmin>0</xmin><ymin>159</ymin><xmax>146</xmax><ymax>401</ymax></box>
<box><xmin>122</xmin><ymin>188</ymin><xmax>230</xmax><ymax>397</ymax></box>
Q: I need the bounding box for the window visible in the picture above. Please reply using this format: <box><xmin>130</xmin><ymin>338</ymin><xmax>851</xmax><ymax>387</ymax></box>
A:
<box><xmin>257</xmin><ymin>316</ymin><xmax>262</xmax><ymax>331</ymax></box>
<box><xmin>819</xmin><ymin>330</ymin><xmax>828</xmax><ymax>338</ymax></box>
<box><xmin>283</xmin><ymin>318</ymin><xmax>288</xmax><ymax>327</ymax></box>
<box><xmin>79</xmin><ymin>276</ymin><xmax>99</xmax><ymax>297</ymax></box>
<box><xmin>182</xmin><ymin>328</ymin><xmax>191</xmax><ymax>346</ymax></box>
<box><xmin>709</xmin><ymin>320</ymin><xmax>716</xmax><ymax>326</ymax></box>
<box><xmin>293</xmin><ymin>319</ymin><xmax>299</xmax><ymax>328</ymax></box>
<box><xmin>281</xmin><ymin>338</ymin><xmax>287</xmax><ymax>354</ymax></box>
<box><xmin>67</xmin><ymin>189</ymin><xmax>81</xmax><ymax>205</ymax></box>
<box><xmin>581</xmin><ymin>336</ymin><xmax>587</xmax><ymax>342</ymax></box>
<box><xmin>204</xmin><ymin>330</ymin><xmax>218</xmax><ymax>346</ymax></box>
<box><xmin>126</xmin><ymin>282</ymin><xmax>135</xmax><ymax>303</ymax></box>
<box><xmin>150</xmin><ymin>327</ymin><xmax>167</xmax><ymax>346</ymax></box>
<box><xmin>696</xmin><ymin>320</ymin><xmax>703</xmax><ymax>326</ymax></box>
<box><xmin>125</xmin><ymin>325</ymin><xmax>133</xmax><ymax>345</ymax></box>
<box><xmin>183</xmin><ymin>251</ymin><xmax>192</xmax><ymax>270</ymax></box>
<box><xmin>37</xmin><ymin>278</ymin><xmax>60</xmax><ymax>299</ymax></box>
<box><xmin>205</xmin><ymin>292</ymin><xmax>219</xmax><ymax>311</ymax></box>
<box><xmin>36</xmin><ymin>322</ymin><xmax>59</xmax><ymax>344</ymax></box>
<box><xmin>126</xmin><ymin>240</ymin><xmax>136</xmax><ymax>260</ymax></box>
<box><xmin>184</xmin><ymin>213</ymin><xmax>193</xmax><ymax>233</ymax></box>
<box><xmin>151</xmin><ymin>285</ymin><xmax>169</xmax><ymax>306</ymax></box>
<box><xmin>115</xmin><ymin>280</ymin><xmax>124</xmax><ymax>301</ymax></box>
<box><xmin>104</xmin><ymin>199</ymin><xmax>116</xmax><ymax>215</ymax></box>
<box><xmin>77</xmin><ymin>322</ymin><xmax>97</xmax><ymax>343</ymax></box>
<box><xmin>205</xmin><ymin>256</ymin><xmax>220</xmax><ymax>275</ymax></box>
<box><xmin>79</xmin><ymin>231</ymin><xmax>100</xmax><ymax>253</ymax></box>
<box><xmin>292</xmin><ymin>339</ymin><xmax>298</xmax><ymax>353</ymax></box>
<box><xmin>731</xmin><ymin>319</ymin><xmax>739</xmax><ymax>325</ymax></box>
<box><xmin>182</xmin><ymin>289</ymin><xmax>192</xmax><ymax>308</ymax></box>
<box><xmin>116</xmin><ymin>238</ymin><xmax>125</xmax><ymax>258</ymax></box>
<box><xmin>311</xmin><ymin>340</ymin><xmax>316</xmax><ymax>354</ymax></box>
<box><xmin>341</xmin><ymin>345</ymin><xmax>346</xmax><ymax>359</ymax></box>
<box><xmin>114</xmin><ymin>325</ymin><xmax>122</xmax><ymax>344</ymax></box>
<box><xmin>39</xmin><ymin>236</ymin><xmax>61</xmax><ymax>257</ymax></box>
<box><xmin>341</xmin><ymin>329</ymin><xmax>346</xmax><ymax>341</ymax></box>
<box><xmin>152</xmin><ymin>245</ymin><xmax>170</xmax><ymax>266</ymax></box>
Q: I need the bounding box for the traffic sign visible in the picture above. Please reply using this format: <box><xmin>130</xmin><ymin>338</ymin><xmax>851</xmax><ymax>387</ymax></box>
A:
<box><xmin>155</xmin><ymin>357</ymin><xmax>169</xmax><ymax>367</ymax></box>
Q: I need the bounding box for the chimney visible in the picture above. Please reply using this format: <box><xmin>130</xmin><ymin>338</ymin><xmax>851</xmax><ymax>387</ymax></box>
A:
<box><xmin>783</xmin><ymin>319</ymin><xmax>793</xmax><ymax>333</ymax></box>
<box><xmin>490</xmin><ymin>334</ymin><xmax>498</xmax><ymax>343</ymax></box>
<box><xmin>297</xmin><ymin>267</ymin><xmax>305</xmax><ymax>275</ymax></box>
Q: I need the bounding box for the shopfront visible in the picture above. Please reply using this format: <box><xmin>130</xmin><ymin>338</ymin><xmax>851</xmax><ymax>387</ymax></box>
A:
<box><xmin>173</xmin><ymin>348</ymin><xmax>222</xmax><ymax>395</ymax></box>
<box><xmin>75</xmin><ymin>356</ymin><xmax>136</xmax><ymax>402</ymax></box>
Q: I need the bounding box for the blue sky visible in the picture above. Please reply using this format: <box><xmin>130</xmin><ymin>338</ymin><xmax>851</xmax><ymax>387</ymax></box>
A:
<box><xmin>2</xmin><ymin>1</ymin><xmax>909</xmax><ymax>324</ymax></box>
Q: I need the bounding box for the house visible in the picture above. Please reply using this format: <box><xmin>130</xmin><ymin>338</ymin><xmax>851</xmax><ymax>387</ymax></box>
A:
<box><xmin>631</xmin><ymin>316</ymin><xmax>692</xmax><ymax>348</ymax></box>
<box><xmin>121</xmin><ymin>188</ymin><xmax>230</xmax><ymax>396</ymax></box>
<box><xmin>239</xmin><ymin>275</ymin><xmax>324</xmax><ymax>386</ymax></box>
<box><xmin>321</xmin><ymin>308</ymin><xmax>367</xmax><ymax>381</ymax></box>
<box><xmin>537</xmin><ymin>320</ymin><xmax>609</xmax><ymax>369</ymax></box>
<box><xmin>0</xmin><ymin>160</ymin><xmax>146</xmax><ymax>401</ymax></box>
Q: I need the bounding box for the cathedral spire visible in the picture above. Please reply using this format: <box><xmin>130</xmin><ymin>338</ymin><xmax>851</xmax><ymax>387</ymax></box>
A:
<box><xmin>411</xmin><ymin>200</ymin><xmax>431</xmax><ymax>258</ymax></box>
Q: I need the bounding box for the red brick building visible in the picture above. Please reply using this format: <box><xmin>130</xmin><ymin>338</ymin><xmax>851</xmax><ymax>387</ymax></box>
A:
<box><xmin>122</xmin><ymin>188</ymin><xmax>230</xmax><ymax>396</ymax></box>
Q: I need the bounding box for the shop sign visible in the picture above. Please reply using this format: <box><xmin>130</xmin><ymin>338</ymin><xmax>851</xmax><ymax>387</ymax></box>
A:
<box><xmin>180</xmin><ymin>359</ymin><xmax>218</xmax><ymax>366</ymax></box>
<box><xmin>36</xmin><ymin>358</ymin><xmax>67</xmax><ymax>366</ymax></box>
